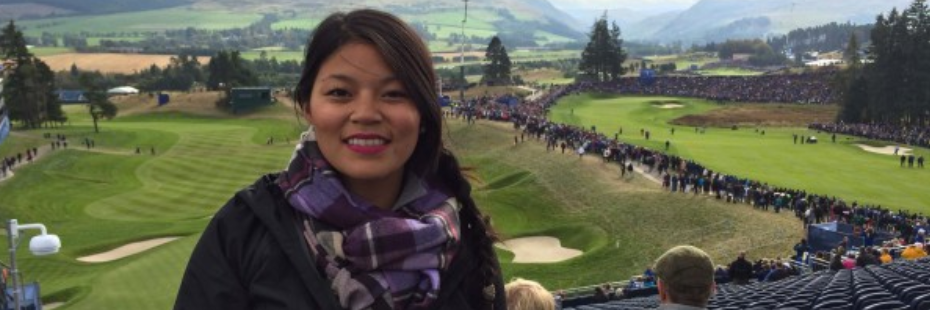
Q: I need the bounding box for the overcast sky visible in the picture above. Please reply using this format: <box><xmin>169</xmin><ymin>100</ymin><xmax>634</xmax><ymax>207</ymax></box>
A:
<box><xmin>549</xmin><ymin>0</ymin><xmax>699</xmax><ymax>11</ymax></box>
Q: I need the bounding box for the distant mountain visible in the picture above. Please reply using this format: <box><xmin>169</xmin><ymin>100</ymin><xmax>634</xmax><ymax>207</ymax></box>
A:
<box><xmin>624</xmin><ymin>10</ymin><xmax>684</xmax><ymax>41</ymax></box>
<box><xmin>553</xmin><ymin>0</ymin><xmax>695</xmax><ymax>31</ymax></box>
<box><xmin>648</xmin><ymin>0</ymin><xmax>914</xmax><ymax>44</ymax></box>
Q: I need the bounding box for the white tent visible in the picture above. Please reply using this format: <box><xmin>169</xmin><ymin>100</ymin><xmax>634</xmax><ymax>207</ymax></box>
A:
<box><xmin>107</xmin><ymin>86</ymin><xmax>139</xmax><ymax>95</ymax></box>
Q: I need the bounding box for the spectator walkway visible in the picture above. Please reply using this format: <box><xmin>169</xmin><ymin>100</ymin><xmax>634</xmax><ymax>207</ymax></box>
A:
<box><xmin>0</xmin><ymin>132</ymin><xmax>53</xmax><ymax>183</ymax></box>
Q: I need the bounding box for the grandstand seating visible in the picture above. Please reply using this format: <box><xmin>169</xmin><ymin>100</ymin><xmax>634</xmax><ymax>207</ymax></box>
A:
<box><xmin>564</xmin><ymin>258</ymin><xmax>930</xmax><ymax>310</ymax></box>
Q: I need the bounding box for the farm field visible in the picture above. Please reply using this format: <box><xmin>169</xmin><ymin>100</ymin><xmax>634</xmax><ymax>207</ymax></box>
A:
<box><xmin>38</xmin><ymin>53</ymin><xmax>211</xmax><ymax>74</ymax></box>
<box><xmin>1</xmin><ymin>94</ymin><xmax>803</xmax><ymax>308</ymax></box>
<box><xmin>550</xmin><ymin>94</ymin><xmax>930</xmax><ymax>213</ymax></box>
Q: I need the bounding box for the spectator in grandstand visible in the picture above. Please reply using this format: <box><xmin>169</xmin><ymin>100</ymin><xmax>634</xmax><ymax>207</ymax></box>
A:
<box><xmin>728</xmin><ymin>251</ymin><xmax>753</xmax><ymax>285</ymax></box>
<box><xmin>654</xmin><ymin>245</ymin><xmax>716</xmax><ymax>309</ymax></box>
<box><xmin>879</xmin><ymin>248</ymin><xmax>893</xmax><ymax>264</ymax></box>
<box><xmin>901</xmin><ymin>243</ymin><xmax>928</xmax><ymax>261</ymax></box>
<box><xmin>592</xmin><ymin>286</ymin><xmax>610</xmax><ymax>303</ymax></box>
<box><xmin>793</xmin><ymin>239</ymin><xmax>810</xmax><ymax>264</ymax></box>
<box><xmin>829</xmin><ymin>254</ymin><xmax>844</xmax><ymax>271</ymax></box>
<box><xmin>505</xmin><ymin>278</ymin><xmax>556</xmax><ymax>310</ymax></box>
<box><xmin>554</xmin><ymin>290</ymin><xmax>565</xmax><ymax>310</ymax></box>
<box><xmin>856</xmin><ymin>249</ymin><xmax>878</xmax><ymax>268</ymax></box>
<box><xmin>174</xmin><ymin>9</ymin><xmax>506</xmax><ymax>310</ymax></box>
<box><xmin>863</xmin><ymin>227</ymin><xmax>876</xmax><ymax>247</ymax></box>
<box><xmin>644</xmin><ymin>267</ymin><xmax>656</xmax><ymax>285</ymax></box>
<box><xmin>842</xmin><ymin>253</ymin><xmax>856</xmax><ymax>269</ymax></box>
<box><xmin>714</xmin><ymin>266</ymin><xmax>730</xmax><ymax>284</ymax></box>
<box><xmin>764</xmin><ymin>262</ymin><xmax>789</xmax><ymax>282</ymax></box>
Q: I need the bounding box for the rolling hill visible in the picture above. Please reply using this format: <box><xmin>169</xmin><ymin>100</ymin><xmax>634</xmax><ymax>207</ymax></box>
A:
<box><xmin>7</xmin><ymin>0</ymin><xmax>585</xmax><ymax>51</ymax></box>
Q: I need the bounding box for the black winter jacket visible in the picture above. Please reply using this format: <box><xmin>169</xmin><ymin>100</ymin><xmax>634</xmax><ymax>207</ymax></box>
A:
<box><xmin>174</xmin><ymin>174</ymin><xmax>506</xmax><ymax>310</ymax></box>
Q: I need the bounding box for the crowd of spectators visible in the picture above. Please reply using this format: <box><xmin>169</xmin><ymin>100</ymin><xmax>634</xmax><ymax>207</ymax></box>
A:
<box><xmin>452</xmin><ymin>81</ymin><xmax>930</xmax><ymax>259</ymax></box>
<box><xmin>566</xmin><ymin>70</ymin><xmax>838</xmax><ymax>104</ymax></box>
<box><xmin>810</xmin><ymin>122</ymin><xmax>930</xmax><ymax>149</ymax></box>
<box><xmin>450</xmin><ymin>79</ymin><xmax>930</xmax><ymax>308</ymax></box>
<box><xmin>1</xmin><ymin>134</ymin><xmax>68</xmax><ymax>179</ymax></box>
<box><xmin>1</xmin><ymin>147</ymin><xmax>39</xmax><ymax>179</ymax></box>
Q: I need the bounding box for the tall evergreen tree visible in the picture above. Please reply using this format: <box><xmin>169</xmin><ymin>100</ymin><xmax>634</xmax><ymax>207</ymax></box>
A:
<box><xmin>481</xmin><ymin>36</ymin><xmax>512</xmax><ymax>86</ymax></box>
<box><xmin>578</xmin><ymin>13</ymin><xmax>627</xmax><ymax>82</ymax></box>
<box><xmin>842</xmin><ymin>33</ymin><xmax>861</xmax><ymax>67</ymax></box>
<box><xmin>207</xmin><ymin>50</ymin><xmax>258</xmax><ymax>90</ymax></box>
<box><xmin>840</xmin><ymin>0</ymin><xmax>930</xmax><ymax>126</ymax></box>
<box><xmin>0</xmin><ymin>21</ymin><xmax>64</xmax><ymax>129</ymax></box>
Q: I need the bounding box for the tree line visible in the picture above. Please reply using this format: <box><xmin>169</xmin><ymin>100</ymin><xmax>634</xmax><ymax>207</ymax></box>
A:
<box><xmin>768</xmin><ymin>22</ymin><xmax>874</xmax><ymax>58</ymax></box>
<box><xmin>838</xmin><ymin>0</ymin><xmax>930</xmax><ymax>126</ymax></box>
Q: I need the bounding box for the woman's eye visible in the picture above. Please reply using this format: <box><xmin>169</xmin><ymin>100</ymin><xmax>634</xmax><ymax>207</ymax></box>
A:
<box><xmin>325</xmin><ymin>88</ymin><xmax>350</xmax><ymax>98</ymax></box>
<box><xmin>384</xmin><ymin>90</ymin><xmax>408</xmax><ymax>99</ymax></box>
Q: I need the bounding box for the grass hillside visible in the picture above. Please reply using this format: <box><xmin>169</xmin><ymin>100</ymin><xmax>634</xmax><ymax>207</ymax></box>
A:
<box><xmin>0</xmin><ymin>93</ymin><xmax>806</xmax><ymax>307</ymax></box>
<box><xmin>449</xmin><ymin>121</ymin><xmax>802</xmax><ymax>288</ymax></box>
<box><xmin>550</xmin><ymin>94</ymin><xmax>930</xmax><ymax>213</ymax></box>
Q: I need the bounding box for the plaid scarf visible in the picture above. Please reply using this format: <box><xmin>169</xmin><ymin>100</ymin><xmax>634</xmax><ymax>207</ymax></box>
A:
<box><xmin>278</xmin><ymin>131</ymin><xmax>461</xmax><ymax>310</ymax></box>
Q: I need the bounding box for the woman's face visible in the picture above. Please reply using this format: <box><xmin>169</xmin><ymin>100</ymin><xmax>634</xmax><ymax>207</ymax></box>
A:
<box><xmin>305</xmin><ymin>41</ymin><xmax>420</xmax><ymax>185</ymax></box>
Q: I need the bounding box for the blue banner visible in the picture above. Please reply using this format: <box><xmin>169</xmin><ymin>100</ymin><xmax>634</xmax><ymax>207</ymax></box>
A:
<box><xmin>0</xmin><ymin>115</ymin><xmax>9</xmax><ymax>146</ymax></box>
<box><xmin>639</xmin><ymin>69</ymin><xmax>656</xmax><ymax>86</ymax></box>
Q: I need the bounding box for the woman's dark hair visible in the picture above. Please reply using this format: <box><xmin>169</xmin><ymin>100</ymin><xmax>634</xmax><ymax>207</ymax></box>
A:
<box><xmin>293</xmin><ymin>9</ymin><xmax>500</xmax><ymax>305</ymax></box>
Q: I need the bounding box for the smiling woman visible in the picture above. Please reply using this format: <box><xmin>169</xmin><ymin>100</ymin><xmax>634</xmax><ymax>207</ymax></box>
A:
<box><xmin>175</xmin><ymin>9</ymin><xmax>506</xmax><ymax>310</ymax></box>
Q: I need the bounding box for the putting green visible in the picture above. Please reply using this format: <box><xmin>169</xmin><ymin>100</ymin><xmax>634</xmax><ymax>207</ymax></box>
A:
<box><xmin>550</xmin><ymin>93</ymin><xmax>930</xmax><ymax>213</ymax></box>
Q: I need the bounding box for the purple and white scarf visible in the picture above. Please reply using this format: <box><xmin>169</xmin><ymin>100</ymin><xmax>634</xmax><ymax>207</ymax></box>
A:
<box><xmin>278</xmin><ymin>131</ymin><xmax>461</xmax><ymax>310</ymax></box>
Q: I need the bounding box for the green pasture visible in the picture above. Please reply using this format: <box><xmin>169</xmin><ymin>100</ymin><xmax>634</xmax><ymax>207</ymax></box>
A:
<box><xmin>509</xmin><ymin>49</ymin><xmax>579</xmax><ymax>61</ymax></box>
<box><xmin>0</xmin><ymin>97</ymin><xmax>804</xmax><ymax>307</ymax></box>
<box><xmin>403</xmin><ymin>9</ymin><xmax>500</xmax><ymax>31</ymax></box>
<box><xmin>433</xmin><ymin>49</ymin><xmax>582</xmax><ymax>68</ymax></box>
<box><xmin>644</xmin><ymin>53</ymin><xmax>718</xmax><ymax>72</ymax></box>
<box><xmin>550</xmin><ymin>94</ymin><xmax>930</xmax><ymax>213</ymax></box>
<box><xmin>86</xmin><ymin>37</ymin><xmax>146</xmax><ymax>46</ymax></box>
<box><xmin>16</xmin><ymin>7</ymin><xmax>262</xmax><ymax>36</ymax></box>
<box><xmin>240</xmin><ymin>50</ymin><xmax>305</xmax><ymax>62</ymax></box>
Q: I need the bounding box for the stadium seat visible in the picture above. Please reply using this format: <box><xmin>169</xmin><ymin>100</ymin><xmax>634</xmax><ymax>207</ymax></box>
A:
<box><xmin>813</xmin><ymin>299</ymin><xmax>851</xmax><ymax>310</ymax></box>
<box><xmin>861</xmin><ymin>300</ymin><xmax>908</xmax><ymax>310</ymax></box>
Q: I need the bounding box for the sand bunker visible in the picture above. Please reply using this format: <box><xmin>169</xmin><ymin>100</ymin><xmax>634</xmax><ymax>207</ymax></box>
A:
<box><xmin>856</xmin><ymin>144</ymin><xmax>912</xmax><ymax>156</ymax></box>
<box><xmin>44</xmin><ymin>302</ymin><xmax>64</xmax><ymax>310</ymax></box>
<box><xmin>496</xmin><ymin>236</ymin><xmax>582</xmax><ymax>263</ymax></box>
<box><xmin>658</xmin><ymin>104</ymin><xmax>684</xmax><ymax>109</ymax></box>
<box><xmin>77</xmin><ymin>237</ymin><xmax>179</xmax><ymax>263</ymax></box>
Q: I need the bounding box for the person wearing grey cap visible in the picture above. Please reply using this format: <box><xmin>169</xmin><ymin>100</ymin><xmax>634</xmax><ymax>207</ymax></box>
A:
<box><xmin>654</xmin><ymin>245</ymin><xmax>716</xmax><ymax>310</ymax></box>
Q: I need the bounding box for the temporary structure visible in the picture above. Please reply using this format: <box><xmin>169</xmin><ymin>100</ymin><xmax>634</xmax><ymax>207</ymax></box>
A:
<box><xmin>107</xmin><ymin>86</ymin><xmax>140</xmax><ymax>95</ymax></box>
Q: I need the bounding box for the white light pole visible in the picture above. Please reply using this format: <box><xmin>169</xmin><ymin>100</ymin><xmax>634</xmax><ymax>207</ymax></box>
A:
<box><xmin>459</xmin><ymin>0</ymin><xmax>469</xmax><ymax>103</ymax></box>
<box><xmin>6</xmin><ymin>219</ymin><xmax>61</xmax><ymax>310</ymax></box>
